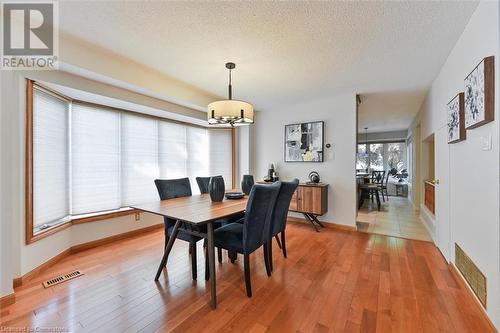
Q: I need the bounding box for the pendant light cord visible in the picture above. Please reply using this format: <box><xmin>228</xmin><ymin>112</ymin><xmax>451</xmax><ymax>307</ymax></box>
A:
<box><xmin>228</xmin><ymin>67</ymin><xmax>232</xmax><ymax>100</ymax></box>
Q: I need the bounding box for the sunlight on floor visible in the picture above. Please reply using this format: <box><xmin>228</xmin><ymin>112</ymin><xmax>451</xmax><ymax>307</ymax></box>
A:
<box><xmin>356</xmin><ymin>196</ymin><xmax>432</xmax><ymax>242</ymax></box>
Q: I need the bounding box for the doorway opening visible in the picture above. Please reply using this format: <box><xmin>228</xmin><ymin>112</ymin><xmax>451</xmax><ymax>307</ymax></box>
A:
<box><xmin>355</xmin><ymin>96</ymin><xmax>432</xmax><ymax>242</ymax></box>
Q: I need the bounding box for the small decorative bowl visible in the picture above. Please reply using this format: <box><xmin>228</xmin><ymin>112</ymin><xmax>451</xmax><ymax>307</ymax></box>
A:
<box><xmin>225</xmin><ymin>191</ymin><xmax>245</xmax><ymax>199</ymax></box>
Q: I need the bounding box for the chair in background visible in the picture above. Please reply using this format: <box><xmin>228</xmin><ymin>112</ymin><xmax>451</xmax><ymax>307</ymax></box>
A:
<box><xmin>196</xmin><ymin>175</ymin><xmax>245</xmax><ymax>264</ymax></box>
<box><xmin>267</xmin><ymin>179</ymin><xmax>299</xmax><ymax>271</ymax></box>
<box><xmin>195</xmin><ymin>176</ymin><xmax>211</xmax><ymax>194</ymax></box>
<box><xmin>154</xmin><ymin>178</ymin><xmax>202</xmax><ymax>280</ymax></box>
<box><xmin>371</xmin><ymin>170</ymin><xmax>386</xmax><ymax>202</ymax></box>
<box><xmin>212</xmin><ymin>182</ymin><xmax>281</xmax><ymax>297</ymax></box>
<box><xmin>379</xmin><ymin>172</ymin><xmax>390</xmax><ymax>202</ymax></box>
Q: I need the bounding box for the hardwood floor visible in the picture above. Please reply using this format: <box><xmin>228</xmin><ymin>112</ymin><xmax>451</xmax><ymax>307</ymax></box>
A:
<box><xmin>0</xmin><ymin>221</ymin><xmax>494</xmax><ymax>333</ymax></box>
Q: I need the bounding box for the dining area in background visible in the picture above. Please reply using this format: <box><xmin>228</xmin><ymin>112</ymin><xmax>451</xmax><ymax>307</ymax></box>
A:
<box><xmin>132</xmin><ymin>174</ymin><xmax>299</xmax><ymax>309</ymax></box>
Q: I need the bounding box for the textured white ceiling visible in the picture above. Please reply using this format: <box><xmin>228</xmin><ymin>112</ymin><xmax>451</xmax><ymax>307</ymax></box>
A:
<box><xmin>358</xmin><ymin>91</ymin><xmax>426</xmax><ymax>133</ymax></box>
<box><xmin>58</xmin><ymin>1</ymin><xmax>478</xmax><ymax>131</ymax></box>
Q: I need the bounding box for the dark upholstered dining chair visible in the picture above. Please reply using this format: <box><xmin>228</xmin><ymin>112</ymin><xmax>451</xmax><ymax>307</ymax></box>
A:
<box><xmin>195</xmin><ymin>175</ymin><xmax>242</xmax><ymax>264</ymax></box>
<box><xmin>154</xmin><ymin>178</ymin><xmax>203</xmax><ymax>280</ymax></box>
<box><xmin>212</xmin><ymin>182</ymin><xmax>281</xmax><ymax>297</ymax></box>
<box><xmin>195</xmin><ymin>176</ymin><xmax>212</xmax><ymax>194</ymax></box>
<box><xmin>268</xmin><ymin>179</ymin><xmax>299</xmax><ymax>271</ymax></box>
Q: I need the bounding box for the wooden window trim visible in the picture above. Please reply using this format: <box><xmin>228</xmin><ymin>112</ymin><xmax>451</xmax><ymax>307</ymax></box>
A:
<box><xmin>25</xmin><ymin>79</ymin><xmax>35</xmax><ymax>244</ymax></box>
<box><xmin>25</xmin><ymin>79</ymin><xmax>235</xmax><ymax>244</ymax></box>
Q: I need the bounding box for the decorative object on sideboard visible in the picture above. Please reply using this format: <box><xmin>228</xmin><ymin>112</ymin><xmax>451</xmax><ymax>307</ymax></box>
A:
<box><xmin>464</xmin><ymin>56</ymin><xmax>494</xmax><ymax>129</ymax></box>
<box><xmin>447</xmin><ymin>92</ymin><xmax>466</xmax><ymax>144</ymax></box>
<box><xmin>263</xmin><ymin>163</ymin><xmax>279</xmax><ymax>182</ymax></box>
<box><xmin>307</xmin><ymin>171</ymin><xmax>320</xmax><ymax>184</ymax></box>
<box><xmin>284</xmin><ymin>121</ymin><xmax>324</xmax><ymax>162</ymax></box>
<box><xmin>209</xmin><ymin>176</ymin><xmax>225</xmax><ymax>202</ymax></box>
<box><xmin>207</xmin><ymin>62</ymin><xmax>254</xmax><ymax>127</ymax></box>
<box><xmin>241</xmin><ymin>175</ymin><xmax>254</xmax><ymax>195</ymax></box>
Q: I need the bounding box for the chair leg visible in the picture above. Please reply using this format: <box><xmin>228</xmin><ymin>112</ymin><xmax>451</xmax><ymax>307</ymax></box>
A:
<box><xmin>274</xmin><ymin>235</ymin><xmax>282</xmax><ymax>249</ymax></box>
<box><xmin>263</xmin><ymin>244</ymin><xmax>271</xmax><ymax>277</ymax></box>
<box><xmin>229</xmin><ymin>251</ymin><xmax>237</xmax><ymax>263</ymax></box>
<box><xmin>281</xmin><ymin>231</ymin><xmax>287</xmax><ymax>258</ymax></box>
<box><xmin>375</xmin><ymin>190</ymin><xmax>381</xmax><ymax>211</ymax></box>
<box><xmin>268</xmin><ymin>242</ymin><xmax>273</xmax><ymax>272</ymax></box>
<box><xmin>244</xmin><ymin>254</ymin><xmax>252</xmax><ymax>297</ymax></box>
<box><xmin>191</xmin><ymin>242</ymin><xmax>197</xmax><ymax>280</ymax></box>
<box><xmin>217</xmin><ymin>247</ymin><xmax>223</xmax><ymax>263</ymax></box>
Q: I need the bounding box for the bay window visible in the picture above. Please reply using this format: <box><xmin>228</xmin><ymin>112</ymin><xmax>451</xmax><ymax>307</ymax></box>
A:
<box><xmin>27</xmin><ymin>81</ymin><xmax>233</xmax><ymax>242</ymax></box>
<box><xmin>356</xmin><ymin>141</ymin><xmax>407</xmax><ymax>173</ymax></box>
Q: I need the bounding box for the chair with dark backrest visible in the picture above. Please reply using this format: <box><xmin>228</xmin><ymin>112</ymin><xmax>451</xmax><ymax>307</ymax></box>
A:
<box><xmin>195</xmin><ymin>176</ymin><xmax>211</xmax><ymax>194</ymax></box>
<box><xmin>212</xmin><ymin>182</ymin><xmax>281</xmax><ymax>297</ymax></box>
<box><xmin>195</xmin><ymin>175</ymin><xmax>243</xmax><ymax>264</ymax></box>
<box><xmin>269</xmin><ymin>179</ymin><xmax>299</xmax><ymax>270</ymax></box>
<box><xmin>379</xmin><ymin>172</ymin><xmax>391</xmax><ymax>202</ymax></box>
<box><xmin>154</xmin><ymin>178</ymin><xmax>203</xmax><ymax>280</ymax></box>
<box><xmin>371</xmin><ymin>170</ymin><xmax>386</xmax><ymax>202</ymax></box>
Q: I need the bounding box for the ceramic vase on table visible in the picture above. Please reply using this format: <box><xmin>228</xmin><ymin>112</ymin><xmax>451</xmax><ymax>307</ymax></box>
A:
<box><xmin>209</xmin><ymin>176</ymin><xmax>225</xmax><ymax>202</ymax></box>
<box><xmin>241</xmin><ymin>175</ymin><xmax>254</xmax><ymax>195</ymax></box>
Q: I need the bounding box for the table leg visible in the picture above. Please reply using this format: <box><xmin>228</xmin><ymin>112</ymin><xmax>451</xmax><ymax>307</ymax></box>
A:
<box><xmin>207</xmin><ymin>222</ymin><xmax>217</xmax><ymax>309</ymax></box>
<box><xmin>312</xmin><ymin>215</ymin><xmax>325</xmax><ymax>228</ymax></box>
<box><xmin>303</xmin><ymin>213</ymin><xmax>319</xmax><ymax>232</ymax></box>
<box><xmin>155</xmin><ymin>220</ymin><xmax>181</xmax><ymax>281</ymax></box>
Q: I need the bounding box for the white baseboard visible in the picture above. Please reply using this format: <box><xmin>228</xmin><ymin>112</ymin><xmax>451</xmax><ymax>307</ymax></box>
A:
<box><xmin>419</xmin><ymin>204</ymin><xmax>436</xmax><ymax>243</ymax></box>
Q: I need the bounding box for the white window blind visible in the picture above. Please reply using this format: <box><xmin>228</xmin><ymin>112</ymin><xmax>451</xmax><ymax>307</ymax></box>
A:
<box><xmin>33</xmin><ymin>89</ymin><xmax>70</xmax><ymax>227</ymax></box>
<box><xmin>121</xmin><ymin>113</ymin><xmax>159</xmax><ymax>206</ymax></box>
<box><xmin>71</xmin><ymin>103</ymin><xmax>121</xmax><ymax>214</ymax></box>
<box><xmin>32</xmin><ymin>87</ymin><xmax>233</xmax><ymax>231</ymax></box>
<box><xmin>158</xmin><ymin>121</ymin><xmax>187</xmax><ymax>179</ymax></box>
<box><xmin>209</xmin><ymin>130</ymin><xmax>233</xmax><ymax>189</ymax></box>
<box><xmin>187</xmin><ymin>127</ymin><xmax>209</xmax><ymax>194</ymax></box>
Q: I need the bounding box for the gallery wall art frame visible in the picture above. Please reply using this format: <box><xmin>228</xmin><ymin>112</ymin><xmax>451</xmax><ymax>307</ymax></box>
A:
<box><xmin>447</xmin><ymin>92</ymin><xmax>466</xmax><ymax>144</ymax></box>
<box><xmin>284</xmin><ymin>121</ymin><xmax>324</xmax><ymax>162</ymax></box>
<box><xmin>464</xmin><ymin>56</ymin><xmax>495</xmax><ymax>129</ymax></box>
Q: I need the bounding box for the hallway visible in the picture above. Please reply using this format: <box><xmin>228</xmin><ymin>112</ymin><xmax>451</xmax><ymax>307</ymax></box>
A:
<box><xmin>356</xmin><ymin>196</ymin><xmax>432</xmax><ymax>242</ymax></box>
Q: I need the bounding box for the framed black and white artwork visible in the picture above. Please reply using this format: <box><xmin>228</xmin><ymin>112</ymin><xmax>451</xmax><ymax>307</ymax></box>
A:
<box><xmin>284</xmin><ymin>121</ymin><xmax>324</xmax><ymax>162</ymax></box>
<box><xmin>447</xmin><ymin>92</ymin><xmax>466</xmax><ymax>144</ymax></box>
<box><xmin>464</xmin><ymin>56</ymin><xmax>495</xmax><ymax>129</ymax></box>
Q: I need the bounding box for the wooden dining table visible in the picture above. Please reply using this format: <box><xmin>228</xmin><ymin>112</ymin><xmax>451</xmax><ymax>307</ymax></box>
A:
<box><xmin>131</xmin><ymin>193</ymin><xmax>248</xmax><ymax>309</ymax></box>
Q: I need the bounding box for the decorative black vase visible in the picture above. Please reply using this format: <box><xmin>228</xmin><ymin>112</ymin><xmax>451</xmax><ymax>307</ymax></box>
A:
<box><xmin>241</xmin><ymin>175</ymin><xmax>254</xmax><ymax>195</ymax></box>
<box><xmin>209</xmin><ymin>176</ymin><xmax>225</xmax><ymax>202</ymax></box>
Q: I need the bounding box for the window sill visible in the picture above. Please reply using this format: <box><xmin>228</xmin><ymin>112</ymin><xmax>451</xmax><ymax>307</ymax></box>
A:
<box><xmin>27</xmin><ymin>209</ymin><xmax>139</xmax><ymax>244</ymax></box>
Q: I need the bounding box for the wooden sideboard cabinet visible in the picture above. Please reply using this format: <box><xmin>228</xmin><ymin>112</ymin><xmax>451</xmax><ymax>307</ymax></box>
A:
<box><xmin>289</xmin><ymin>183</ymin><xmax>328</xmax><ymax>232</ymax></box>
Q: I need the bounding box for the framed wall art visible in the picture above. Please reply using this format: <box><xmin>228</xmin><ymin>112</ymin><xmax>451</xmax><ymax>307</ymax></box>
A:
<box><xmin>464</xmin><ymin>56</ymin><xmax>495</xmax><ymax>129</ymax></box>
<box><xmin>284</xmin><ymin>121</ymin><xmax>324</xmax><ymax>162</ymax></box>
<box><xmin>447</xmin><ymin>92</ymin><xmax>466</xmax><ymax>143</ymax></box>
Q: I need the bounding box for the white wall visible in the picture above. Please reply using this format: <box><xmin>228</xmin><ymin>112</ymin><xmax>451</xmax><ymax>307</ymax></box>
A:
<box><xmin>412</xmin><ymin>1</ymin><xmax>500</xmax><ymax>328</ymax></box>
<box><xmin>251</xmin><ymin>93</ymin><xmax>357</xmax><ymax>227</ymax></box>
<box><xmin>0</xmin><ymin>71</ymin><xmax>14</xmax><ymax>298</ymax></box>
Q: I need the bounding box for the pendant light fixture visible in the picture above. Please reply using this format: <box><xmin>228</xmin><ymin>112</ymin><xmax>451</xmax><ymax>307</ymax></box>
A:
<box><xmin>207</xmin><ymin>62</ymin><xmax>254</xmax><ymax>127</ymax></box>
<box><xmin>363</xmin><ymin>127</ymin><xmax>369</xmax><ymax>158</ymax></box>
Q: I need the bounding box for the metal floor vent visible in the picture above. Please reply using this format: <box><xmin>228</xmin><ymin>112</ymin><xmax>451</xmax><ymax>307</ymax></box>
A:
<box><xmin>42</xmin><ymin>270</ymin><xmax>84</xmax><ymax>288</ymax></box>
<box><xmin>455</xmin><ymin>243</ymin><xmax>487</xmax><ymax>308</ymax></box>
